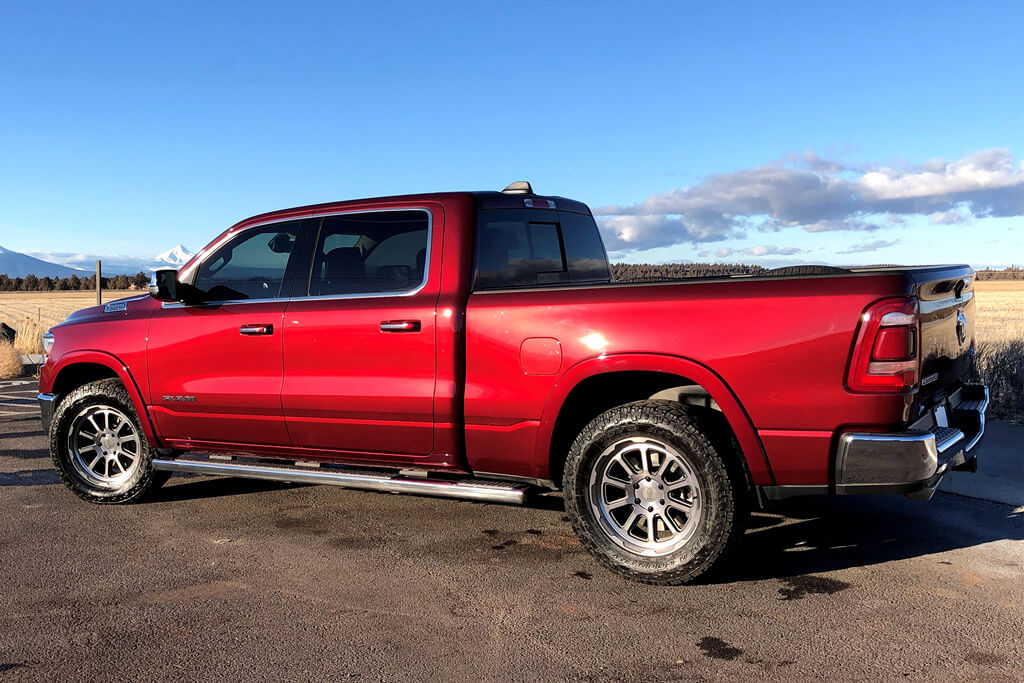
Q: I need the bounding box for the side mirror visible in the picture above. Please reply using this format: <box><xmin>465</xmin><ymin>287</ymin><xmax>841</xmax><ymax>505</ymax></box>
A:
<box><xmin>149</xmin><ymin>269</ymin><xmax>180</xmax><ymax>301</ymax></box>
<box><xmin>149</xmin><ymin>269</ymin><xmax>203</xmax><ymax>304</ymax></box>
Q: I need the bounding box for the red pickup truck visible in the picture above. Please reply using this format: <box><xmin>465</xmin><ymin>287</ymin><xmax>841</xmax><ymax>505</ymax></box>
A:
<box><xmin>38</xmin><ymin>183</ymin><xmax>988</xmax><ymax>584</ymax></box>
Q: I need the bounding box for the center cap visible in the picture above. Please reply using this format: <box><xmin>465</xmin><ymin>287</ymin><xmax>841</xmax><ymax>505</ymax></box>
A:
<box><xmin>100</xmin><ymin>434</ymin><xmax>118</xmax><ymax>452</ymax></box>
<box><xmin>638</xmin><ymin>482</ymin><xmax>660</xmax><ymax>504</ymax></box>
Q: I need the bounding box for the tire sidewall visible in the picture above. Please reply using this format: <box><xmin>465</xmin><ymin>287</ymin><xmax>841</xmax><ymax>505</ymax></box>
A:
<box><xmin>50</xmin><ymin>380</ymin><xmax>159</xmax><ymax>504</ymax></box>
<box><xmin>565</xmin><ymin>401</ymin><xmax>739</xmax><ymax>583</ymax></box>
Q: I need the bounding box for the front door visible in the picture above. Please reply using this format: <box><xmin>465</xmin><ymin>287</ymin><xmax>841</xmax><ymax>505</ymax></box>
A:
<box><xmin>281</xmin><ymin>208</ymin><xmax>438</xmax><ymax>459</ymax></box>
<box><xmin>147</xmin><ymin>219</ymin><xmax>310</xmax><ymax>448</ymax></box>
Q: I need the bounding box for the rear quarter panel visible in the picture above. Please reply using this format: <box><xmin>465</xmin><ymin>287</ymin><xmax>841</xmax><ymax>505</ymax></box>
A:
<box><xmin>465</xmin><ymin>274</ymin><xmax>913</xmax><ymax>485</ymax></box>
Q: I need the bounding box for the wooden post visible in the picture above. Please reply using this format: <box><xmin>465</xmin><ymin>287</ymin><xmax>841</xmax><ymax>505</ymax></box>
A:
<box><xmin>96</xmin><ymin>260</ymin><xmax>102</xmax><ymax>305</ymax></box>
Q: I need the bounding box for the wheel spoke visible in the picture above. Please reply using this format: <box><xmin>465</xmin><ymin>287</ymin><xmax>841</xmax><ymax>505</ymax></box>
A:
<box><xmin>88</xmin><ymin>451</ymin><xmax>104</xmax><ymax>470</ymax></box>
<box><xmin>616</xmin><ymin>452</ymin><xmax>641</xmax><ymax>476</ymax></box>
<box><xmin>111</xmin><ymin>413</ymin><xmax>125</xmax><ymax>434</ymax></box>
<box><xmin>660</xmin><ymin>510</ymin><xmax>682</xmax><ymax>533</ymax></box>
<box><xmin>645</xmin><ymin>512</ymin><xmax>657</xmax><ymax>542</ymax></box>
<box><xmin>639</xmin><ymin>445</ymin><xmax>653</xmax><ymax>475</ymax></box>
<box><xmin>118</xmin><ymin>435</ymin><xmax>139</xmax><ymax>452</ymax></box>
<box><xmin>87</xmin><ymin>415</ymin><xmax>102</xmax><ymax>433</ymax></box>
<box><xmin>665</xmin><ymin>479</ymin><xmax>692</xmax><ymax>495</ymax></box>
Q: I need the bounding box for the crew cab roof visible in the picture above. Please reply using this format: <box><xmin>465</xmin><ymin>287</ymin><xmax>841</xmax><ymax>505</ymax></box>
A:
<box><xmin>230</xmin><ymin>191</ymin><xmax>592</xmax><ymax>232</ymax></box>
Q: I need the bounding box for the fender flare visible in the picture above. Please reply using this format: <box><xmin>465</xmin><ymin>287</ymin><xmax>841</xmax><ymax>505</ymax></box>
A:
<box><xmin>533</xmin><ymin>352</ymin><xmax>775</xmax><ymax>485</ymax></box>
<box><xmin>48</xmin><ymin>350</ymin><xmax>163</xmax><ymax>448</ymax></box>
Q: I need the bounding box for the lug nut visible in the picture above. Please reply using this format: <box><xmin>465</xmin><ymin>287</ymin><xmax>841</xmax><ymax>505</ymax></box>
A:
<box><xmin>647</xmin><ymin>506</ymin><xmax>654</xmax><ymax>512</ymax></box>
<box><xmin>659</xmin><ymin>500</ymin><xmax>665</xmax><ymax>504</ymax></box>
<box><xmin>646</xmin><ymin>476</ymin><xmax>651</xmax><ymax>482</ymax></box>
<box><xmin>635</xmin><ymin>498</ymin><xmax>641</xmax><ymax>504</ymax></box>
<box><xmin>658</xmin><ymin>484</ymin><xmax>664</xmax><ymax>489</ymax></box>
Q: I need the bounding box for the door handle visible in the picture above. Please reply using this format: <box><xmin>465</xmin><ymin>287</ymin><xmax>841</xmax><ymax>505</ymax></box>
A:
<box><xmin>240</xmin><ymin>324</ymin><xmax>274</xmax><ymax>336</ymax></box>
<box><xmin>380</xmin><ymin>320</ymin><xmax>421</xmax><ymax>333</ymax></box>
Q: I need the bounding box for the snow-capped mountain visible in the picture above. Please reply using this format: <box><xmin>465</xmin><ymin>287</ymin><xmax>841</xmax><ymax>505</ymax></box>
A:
<box><xmin>17</xmin><ymin>245</ymin><xmax>196</xmax><ymax>276</ymax></box>
<box><xmin>153</xmin><ymin>244</ymin><xmax>194</xmax><ymax>268</ymax></box>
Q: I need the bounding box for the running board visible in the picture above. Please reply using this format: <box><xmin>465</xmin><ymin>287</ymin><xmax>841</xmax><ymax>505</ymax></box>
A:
<box><xmin>151</xmin><ymin>458</ymin><xmax>528</xmax><ymax>505</ymax></box>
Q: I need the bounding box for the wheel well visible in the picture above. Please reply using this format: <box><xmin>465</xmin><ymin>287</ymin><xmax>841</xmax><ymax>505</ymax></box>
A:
<box><xmin>548</xmin><ymin>371</ymin><xmax>736</xmax><ymax>488</ymax></box>
<box><xmin>52</xmin><ymin>363</ymin><xmax>120</xmax><ymax>399</ymax></box>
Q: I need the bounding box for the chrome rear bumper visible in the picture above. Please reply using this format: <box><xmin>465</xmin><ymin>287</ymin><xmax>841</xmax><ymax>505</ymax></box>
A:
<box><xmin>835</xmin><ymin>384</ymin><xmax>989</xmax><ymax>500</ymax></box>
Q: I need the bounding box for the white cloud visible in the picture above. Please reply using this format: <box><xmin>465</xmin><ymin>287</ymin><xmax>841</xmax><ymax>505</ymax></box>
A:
<box><xmin>928</xmin><ymin>208</ymin><xmax>973</xmax><ymax>225</ymax></box>
<box><xmin>837</xmin><ymin>239</ymin><xmax>900</xmax><ymax>254</ymax></box>
<box><xmin>596</xmin><ymin>148</ymin><xmax>1024</xmax><ymax>253</ymax></box>
<box><xmin>744</xmin><ymin>245</ymin><xmax>803</xmax><ymax>256</ymax></box>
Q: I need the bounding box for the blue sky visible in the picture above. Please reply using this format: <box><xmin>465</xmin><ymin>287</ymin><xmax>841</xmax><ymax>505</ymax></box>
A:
<box><xmin>0</xmin><ymin>1</ymin><xmax>1021</xmax><ymax>268</ymax></box>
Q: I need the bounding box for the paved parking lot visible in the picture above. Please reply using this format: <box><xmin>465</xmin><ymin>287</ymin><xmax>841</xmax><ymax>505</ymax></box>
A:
<box><xmin>1</xmin><ymin>378</ymin><xmax>1022</xmax><ymax>681</ymax></box>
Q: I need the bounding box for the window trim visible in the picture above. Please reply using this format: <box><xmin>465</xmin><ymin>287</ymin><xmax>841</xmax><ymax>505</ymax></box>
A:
<box><xmin>166</xmin><ymin>207</ymin><xmax>433</xmax><ymax>308</ymax></box>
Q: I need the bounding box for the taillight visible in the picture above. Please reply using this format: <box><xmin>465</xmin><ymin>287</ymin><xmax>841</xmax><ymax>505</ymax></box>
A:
<box><xmin>847</xmin><ymin>298</ymin><xmax>919</xmax><ymax>392</ymax></box>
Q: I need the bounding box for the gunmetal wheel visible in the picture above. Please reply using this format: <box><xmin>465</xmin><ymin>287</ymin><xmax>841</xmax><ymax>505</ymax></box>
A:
<box><xmin>50</xmin><ymin>379</ymin><xmax>169</xmax><ymax>504</ymax></box>
<box><xmin>67</xmin><ymin>405</ymin><xmax>143</xmax><ymax>488</ymax></box>
<box><xmin>590</xmin><ymin>436</ymin><xmax>703</xmax><ymax>556</ymax></box>
<box><xmin>565</xmin><ymin>400</ymin><xmax>747</xmax><ymax>585</ymax></box>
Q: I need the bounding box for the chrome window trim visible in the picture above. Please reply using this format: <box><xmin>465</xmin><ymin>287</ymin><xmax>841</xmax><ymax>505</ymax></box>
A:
<box><xmin>166</xmin><ymin>207</ymin><xmax>434</xmax><ymax>309</ymax></box>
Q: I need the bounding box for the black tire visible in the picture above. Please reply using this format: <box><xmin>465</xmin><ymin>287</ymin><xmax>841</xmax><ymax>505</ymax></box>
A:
<box><xmin>564</xmin><ymin>400</ymin><xmax>748</xmax><ymax>585</ymax></box>
<box><xmin>49</xmin><ymin>379</ymin><xmax>169</xmax><ymax>504</ymax></box>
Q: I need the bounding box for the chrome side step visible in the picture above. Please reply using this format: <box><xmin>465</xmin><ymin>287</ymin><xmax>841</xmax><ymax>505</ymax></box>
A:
<box><xmin>151</xmin><ymin>458</ymin><xmax>528</xmax><ymax>505</ymax></box>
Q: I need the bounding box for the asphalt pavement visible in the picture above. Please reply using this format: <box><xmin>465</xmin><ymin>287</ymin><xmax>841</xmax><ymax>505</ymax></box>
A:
<box><xmin>1</xmin><ymin>378</ymin><xmax>1022</xmax><ymax>682</ymax></box>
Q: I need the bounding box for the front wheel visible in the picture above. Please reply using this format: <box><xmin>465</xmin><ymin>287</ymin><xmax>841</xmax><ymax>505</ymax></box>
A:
<box><xmin>564</xmin><ymin>400</ymin><xmax>747</xmax><ymax>585</ymax></box>
<box><xmin>49</xmin><ymin>379</ymin><xmax>169</xmax><ymax>504</ymax></box>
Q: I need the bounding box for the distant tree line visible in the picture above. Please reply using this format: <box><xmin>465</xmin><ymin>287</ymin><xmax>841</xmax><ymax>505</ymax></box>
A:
<box><xmin>611</xmin><ymin>262</ymin><xmax>768</xmax><ymax>282</ymax></box>
<box><xmin>0</xmin><ymin>272</ymin><xmax>151</xmax><ymax>292</ymax></box>
<box><xmin>975</xmin><ymin>266</ymin><xmax>1023</xmax><ymax>281</ymax></box>
<box><xmin>614</xmin><ymin>263</ymin><xmax>1024</xmax><ymax>283</ymax></box>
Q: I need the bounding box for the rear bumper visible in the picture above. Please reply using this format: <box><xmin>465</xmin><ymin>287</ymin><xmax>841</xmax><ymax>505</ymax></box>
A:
<box><xmin>38</xmin><ymin>393</ymin><xmax>55</xmax><ymax>435</ymax></box>
<box><xmin>762</xmin><ymin>384</ymin><xmax>988</xmax><ymax>502</ymax></box>
<box><xmin>835</xmin><ymin>384</ymin><xmax>989</xmax><ymax>500</ymax></box>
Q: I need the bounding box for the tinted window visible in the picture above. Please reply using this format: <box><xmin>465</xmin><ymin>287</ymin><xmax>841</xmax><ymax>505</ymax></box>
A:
<box><xmin>193</xmin><ymin>222</ymin><xmax>300</xmax><ymax>301</ymax></box>
<box><xmin>560</xmin><ymin>211</ymin><xmax>611</xmax><ymax>282</ymax></box>
<box><xmin>308</xmin><ymin>210</ymin><xmax>429</xmax><ymax>296</ymax></box>
<box><xmin>475</xmin><ymin>209</ymin><xmax>610</xmax><ymax>289</ymax></box>
<box><xmin>476</xmin><ymin>210</ymin><xmax>567</xmax><ymax>289</ymax></box>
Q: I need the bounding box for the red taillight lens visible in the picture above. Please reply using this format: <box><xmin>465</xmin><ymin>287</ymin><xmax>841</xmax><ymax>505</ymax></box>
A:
<box><xmin>871</xmin><ymin>327</ymin><xmax>914</xmax><ymax>361</ymax></box>
<box><xmin>847</xmin><ymin>298</ymin><xmax>919</xmax><ymax>392</ymax></box>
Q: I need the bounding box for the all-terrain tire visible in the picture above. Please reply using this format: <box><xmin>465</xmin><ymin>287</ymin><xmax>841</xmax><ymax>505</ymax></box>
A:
<box><xmin>49</xmin><ymin>379</ymin><xmax>169</xmax><ymax>504</ymax></box>
<box><xmin>564</xmin><ymin>400</ymin><xmax>748</xmax><ymax>585</ymax></box>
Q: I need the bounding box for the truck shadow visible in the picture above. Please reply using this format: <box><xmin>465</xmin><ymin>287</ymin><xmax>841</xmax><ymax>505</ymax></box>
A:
<box><xmin>152</xmin><ymin>475</ymin><xmax>308</xmax><ymax>502</ymax></box>
<box><xmin>712</xmin><ymin>494</ymin><xmax>1022</xmax><ymax>583</ymax></box>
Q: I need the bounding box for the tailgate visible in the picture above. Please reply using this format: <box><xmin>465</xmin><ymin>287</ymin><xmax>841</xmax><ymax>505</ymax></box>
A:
<box><xmin>914</xmin><ymin>266</ymin><xmax>976</xmax><ymax>408</ymax></box>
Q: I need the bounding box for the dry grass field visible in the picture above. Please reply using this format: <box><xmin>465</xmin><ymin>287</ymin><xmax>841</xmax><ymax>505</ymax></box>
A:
<box><xmin>0</xmin><ymin>291</ymin><xmax>137</xmax><ymax>354</ymax></box>
<box><xmin>972</xmin><ymin>280</ymin><xmax>1024</xmax><ymax>423</ymax></box>
<box><xmin>1</xmin><ymin>282</ymin><xmax>1022</xmax><ymax>420</ymax></box>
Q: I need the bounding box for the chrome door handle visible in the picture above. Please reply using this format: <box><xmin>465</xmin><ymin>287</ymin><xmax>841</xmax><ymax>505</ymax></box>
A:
<box><xmin>380</xmin><ymin>320</ymin><xmax>421</xmax><ymax>333</ymax></box>
<box><xmin>240</xmin><ymin>324</ymin><xmax>274</xmax><ymax>336</ymax></box>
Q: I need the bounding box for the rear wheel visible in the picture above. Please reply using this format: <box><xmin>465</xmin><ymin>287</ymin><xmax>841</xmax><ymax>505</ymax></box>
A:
<box><xmin>49</xmin><ymin>379</ymin><xmax>169</xmax><ymax>504</ymax></box>
<box><xmin>564</xmin><ymin>400</ymin><xmax>747</xmax><ymax>584</ymax></box>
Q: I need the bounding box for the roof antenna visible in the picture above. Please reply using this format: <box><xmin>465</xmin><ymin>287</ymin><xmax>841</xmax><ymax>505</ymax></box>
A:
<box><xmin>502</xmin><ymin>181</ymin><xmax>533</xmax><ymax>195</ymax></box>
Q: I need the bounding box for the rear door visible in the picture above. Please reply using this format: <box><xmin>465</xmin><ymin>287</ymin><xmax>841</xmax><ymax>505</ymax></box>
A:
<box><xmin>281</xmin><ymin>207</ymin><xmax>440</xmax><ymax>459</ymax></box>
<box><xmin>147</xmin><ymin>219</ymin><xmax>312</xmax><ymax>447</ymax></box>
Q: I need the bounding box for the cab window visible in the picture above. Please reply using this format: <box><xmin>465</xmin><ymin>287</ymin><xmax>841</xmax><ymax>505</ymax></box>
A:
<box><xmin>193</xmin><ymin>221</ymin><xmax>301</xmax><ymax>301</ymax></box>
<box><xmin>308</xmin><ymin>210</ymin><xmax>429</xmax><ymax>296</ymax></box>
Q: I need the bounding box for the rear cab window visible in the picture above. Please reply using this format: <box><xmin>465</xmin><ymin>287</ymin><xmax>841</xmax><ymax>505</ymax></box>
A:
<box><xmin>306</xmin><ymin>210</ymin><xmax>430</xmax><ymax>297</ymax></box>
<box><xmin>474</xmin><ymin>208</ymin><xmax>610</xmax><ymax>290</ymax></box>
